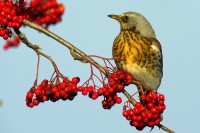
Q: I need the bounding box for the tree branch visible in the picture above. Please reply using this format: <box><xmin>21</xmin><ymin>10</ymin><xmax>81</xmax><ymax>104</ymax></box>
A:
<box><xmin>13</xmin><ymin>28</ymin><xmax>64</xmax><ymax>82</ymax></box>
<box><xmin>22</xmin><ymin>19</ymin><xmax>175</xmax><ymax>133</ymax></box>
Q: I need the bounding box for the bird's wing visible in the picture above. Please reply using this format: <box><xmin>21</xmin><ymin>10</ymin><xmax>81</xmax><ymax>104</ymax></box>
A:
<box><xmin>151</xmin><ymin>38</ymin><xmax>163</xmax><ymax>76</ymax></box>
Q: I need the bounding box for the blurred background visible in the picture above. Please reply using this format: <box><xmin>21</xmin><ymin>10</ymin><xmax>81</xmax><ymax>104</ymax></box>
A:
<box><xmin>0</xmin><ymin>0</ymin><xmax>200</xmax><ymax>133</ymax></box>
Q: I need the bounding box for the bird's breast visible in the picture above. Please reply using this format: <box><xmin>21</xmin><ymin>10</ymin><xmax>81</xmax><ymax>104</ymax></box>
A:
<box><xmin>112</xmin><ymin>30</ymin><xmax>162</xmax><ymax>90</ymax></box>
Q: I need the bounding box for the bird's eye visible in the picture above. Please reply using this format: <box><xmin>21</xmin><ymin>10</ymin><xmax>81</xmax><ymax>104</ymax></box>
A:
<box><xmin>122</xmin><ymin>15</ymin><xmax>129</xmax><ymax>23</ymax></box>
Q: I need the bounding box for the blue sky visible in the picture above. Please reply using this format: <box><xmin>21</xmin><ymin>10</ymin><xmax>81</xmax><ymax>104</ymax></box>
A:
<box><xmin>0</xmin><ymin>0</ymin><xmax>200</xmax><ymax>133</ymax></box>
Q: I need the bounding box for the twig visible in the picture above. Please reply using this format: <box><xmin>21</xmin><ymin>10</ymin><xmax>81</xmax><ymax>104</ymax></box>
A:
<box><xmin>23</xmin><ymin>19</ymin><xmax>106</xmax><ymax>76</ymax></box>
<box><xmin>158</xmin><ymin>124</ymin><xmax>175</xmax><ymax>133</ymax></box>
<box><xmin>13</xmin><ymin>28</ymin><xmax>64</xmax><ymax>83</ymax></box>
<box><xmin>22</xmin><ymin>19</ymin><xmax>175</xmax><ymax>133</ymax></box>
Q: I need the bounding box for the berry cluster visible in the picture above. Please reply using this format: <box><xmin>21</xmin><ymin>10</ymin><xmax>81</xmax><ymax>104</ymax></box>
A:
<box><xmin>26</xmin><ymin>77</ymin><xmax>80</xmax><ymax>108</ymax></box>
<box><xmin>0</xmin><ymin>0</ymin><xmax>32</xmax><ymax>40</ymax></box>
<box><xmin>3</xmin><ymin>35</ymin><xmax>20</xmax><ymax>50</ymax></box>
<box><xmin>122</xmin><ymin>91</ymin><xmax>166</xmax><ymax>130</ymax></box>
<box><xmin>26</xmin><ymin>71</ymin><xmax>133</xmax><ymax>109</ymax></box>
<box><xmin>79</xmin><ymin>70</ymin><xmax>133</xmax><ymax>109</ymax></box>
<box><xmin>1</xmin><ymin>0</ymin><xmax>65</xmax><ymax>49</ymax></box>
<box><xmin>30</xmin><ymin>0</ymin><xmax>64</xmax><ymax>29</ymax></box>
<box><xmin>0</xmin><ymin>26</ymin><xmax>11</xmax><ymax>40</ymax></box>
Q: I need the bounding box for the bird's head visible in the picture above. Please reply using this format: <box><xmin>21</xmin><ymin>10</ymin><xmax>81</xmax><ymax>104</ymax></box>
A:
<box><xmin>108</xmin><ymin>12</ymin><xmax>155</xmax><ymax>38</ymax></box>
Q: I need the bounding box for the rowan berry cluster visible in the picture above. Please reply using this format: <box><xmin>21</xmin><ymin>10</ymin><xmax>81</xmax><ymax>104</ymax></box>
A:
<box><xmin>26</xmin><ymin>77</ymin><xmax>80</xmax><ymax>108</ymax></box>
<box><xmin>30</xmin><ymin>0</ymin><xmax>64</xmax><ymax>29</ymax></box>
<box><xmin>0</xmin><ymin>0</ymin><xmax>22</xmax><ymax>39</ymax></box>
<box><xmin>26</xmin><ymin>70</ymin><xmax>133</xmax><ymax>109</ymax></box>
<box><xmin>1</xmin><ymin>0</ymin><xmax>65</xmax><ymax>49</ymax></box>
<box><xmin>3</xmin><ymin>35</ymin><xmax>20</xmax><ymax>50</ymax></box>
<box><xmin>79</xmin><ymin>70</ymin><xmax>133</xmax><ymax>109</ymax></box>
<box><xmin>122</xmin><ymin>91</ymin><xmax>166</xmax><ymax>130</ymax></box>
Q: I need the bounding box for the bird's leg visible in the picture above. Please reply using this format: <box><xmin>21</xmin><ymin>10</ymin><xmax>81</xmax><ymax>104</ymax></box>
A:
<box><xmin>70</xmin><ymin>47</ymin><xmax>88</xmax><ymax>63</ymax></box>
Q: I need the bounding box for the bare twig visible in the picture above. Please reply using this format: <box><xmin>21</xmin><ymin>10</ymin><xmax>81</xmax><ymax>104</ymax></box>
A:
<box><xmin>23</xmin><ymin>19</ymin><xmax>106</xmax><ymax>76</ymax></box>
<box><xmin>22</xmin><ymin>19</ymin><xmax>175</xmax><ymax>133</ymax></box>
<box><xmin>13</xmin><ymin>28</ymin><xmax>64</xmax><ymax>83</ymax></box>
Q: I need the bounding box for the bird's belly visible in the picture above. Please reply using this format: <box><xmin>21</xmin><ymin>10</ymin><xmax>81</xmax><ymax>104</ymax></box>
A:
<box><xmin>123</xmin><ymin>63</ymin><xmax>161</xmax><ymax>90</ymax></box>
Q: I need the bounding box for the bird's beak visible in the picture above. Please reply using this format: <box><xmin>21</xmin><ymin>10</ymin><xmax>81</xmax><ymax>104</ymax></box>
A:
<box><xmin>108</xmin><ymin>14</ymin><xmax>121</xmax><ymax>21</ymax></box>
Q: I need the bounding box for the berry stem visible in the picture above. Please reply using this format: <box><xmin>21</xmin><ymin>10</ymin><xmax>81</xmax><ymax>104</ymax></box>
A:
<box><xmin>158</xmin><ymin>124</ymin><xmax>175</xmax><ymax>133</ymax></box>
<box><xmin>35</xmin><ymin>54</ymin><xmax>40</xmax><ymax>86</ymax></box>
<box><xmin>13</xmin><ymin>28</ymin><xmax>64</xmax><ymax>84</ymax></box>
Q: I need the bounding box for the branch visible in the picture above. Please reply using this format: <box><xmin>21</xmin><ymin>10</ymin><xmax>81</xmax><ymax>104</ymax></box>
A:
<box><xmin>22</xmin><ymin>19</ymin><xmax>175</xmax><ymax>133</ymax></box>
<box><xmin>13</xmin><ymin>28</ymin><xmax>64</xmax><ymax>83</ymax></box>
<box><xmin>23</xmin><ymin>19</ymin><xmax>106</xmax><ymax>76</ymax></box>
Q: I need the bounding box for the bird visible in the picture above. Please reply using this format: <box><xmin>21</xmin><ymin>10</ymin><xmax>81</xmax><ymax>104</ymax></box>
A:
<box><xmin>108</xmin><ymin>12</ymin><xmax>163</xmax><ymax>91</ymax></box>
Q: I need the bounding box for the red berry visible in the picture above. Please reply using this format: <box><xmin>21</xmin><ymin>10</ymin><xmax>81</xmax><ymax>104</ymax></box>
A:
<box><xmin>147</xmin><ymin>103</ymin><xmax>154</xmax><ymax>108</ymax></box>
<box><xmin>42</xmin><ymin>95</ymin><xmax>48</xmax><ymax>101</ymax></box>
<box><xmin>72</xmin><ymin>77</ymin><xmax>80</xmax><ymax>84</ymax></box>
<box><xmin>147</xmin><ymin>121</ymin><xmax>154</xmax><ymax>127</ymax></box>
<box><xmin>115</xmin><ymin>97</ymin><xmax>122</xmax><ymax>104</ymax></box>
<box><xmin>126</xmin><ymin>116</ymin><xmax>131</xmax><ymax>120</ymax></box>
<box><xmin>162</xmin><ymin>104</ymin><xmax>166</xmax><ymax>110</ymax></box>
<box><xmin>154</xmin><ymin>118</ymin><xmax>161</xmax><ymax>125</ymax></box>
<box><xmin>27</xmin><ymin>102</ymin><xmax>34</xmax><ymax>108</ymax></box>
<box><xmin>87</xmin><ymin>86</ymin><xmax>94</xmax><ymax>92</ymax></box>
<box><xmin>135</xmin><ymin>102</ymin><xmax>142</xmax><ymax>107</ymax></box>
<box><xmin>102</xmin><ymin>100</ymin><xmax>108</xmax><ymax>106</ymax></box>
<box><xmin>136</xmin><ymin>116</ymin><xmax>142</xmax><ymax>122</ymax></box>
<box><xmin>147</xmin><ymin>112</ymin><xmax>153</xmax><ymax>119</ymax></box>
<box><xmin>82</xmin><ymin>89</ymin><xmax>88</xmax><ymax>95</ymax></box>
<box><xmin>62</xmin><ymin>93</ymin><xmax>69</xmax><ymax>100</ymax></box>
<box><xmin>150</xmin><ymin>107</ymin><xmax>158</xmax><ymax>114</ymax></box>
<box><xmin>153</xmin><ymin>114</ymin><xmax>159</xmax><ymax>119</ymax></box>
<box><xmin>108</xmin><ymin>87</ymin><xmax>114</xmax><ymax>93</ymax></box>
<box><xmin>51</xmin><ymin>86</ymin><xmax>59</xmax><ymax>93</ymax></box>
<box><xmin>143</xmin><ymin>118</ymin><xmax>149</xmax><ymax>123</ymax></box>
<box><xmin>130</xmin><ymin>121</ymin><xmax>139</xmax><ymax>127</ymax></box>
<box><xmin>133</xmin><ymin>108</ymin><xmax>140</xmax><ymax>115</ymax></box>
<box><xmin>97</xmin><ymin>88</ymin><xmax>104</xmax><ymax>95</ymax></box>
<box><xmin>26</xmin><ymin>92</ymin><xmax>33</xmax><ymax>99</ymax></box>
<box><xmin>140</xmin><ymin>106</ymin><xmax>146</xmax><ymax>112</ymax></box>
<box><xmin>131</xmin><ymin>115</ymin><xmax>137</xmax><ymax>121</ymax></box>
<box><xmin>122</xmin><ymin>111</ymin><xmax>128</xmax><ymax>117</ymax></box>
<box><xmin>148</xmin><ymin>92</ymin><xmax>154</xmax><ymax>99</ymax></box>
<box><xmin>41</xmin><ymin>79</ymin><xmax>48</xmax><ymax>88</ymax></box>
<box><xmin>159</xmin><ymin>94</ymin><xmax>165</xmax><ymax>101</ymax></box>
<box><xmin>141</xmin><ymin>112</ymin><xmax>147</xmax><ymax>118</ymax></box>
<box><xmin>158</xmin><ymin>100</ymin><xmax>165</xmax><ymax>105</ymax></box>
<box><xmin>117</xmin><ymin>84</ymin><xmax>124</xmax><ymax>91</ymax></box>
<box><xmin>108</xmin><ymin>78</ymin><xmax>115</xmax><ymax>86</ymax></box>
<box><xmin>125</xmin><ymin>74</ymin><xmax>132</xmax><ymax>84</ymax></box>
<box><xmin>128</xmin><ymin>109</ymin><xmax>134</xmax><ymax>116</ymax></box>
<box><xmin>153</xmin><ymin>93</ymin><xmax>158</xmax><ymax>100</ymax></box>
<box><xmin>55</xmin><ymin>91</ymin><xmax>60</xmax><ymax>98</ymax></box>
<box><xmin>59</xmin><ymin>82</ymin><xmax>66</xmax><ymax>89</ymax></box>
<box><xmin>71</xmin><ymin>84</ymin><xmax>77</xmax><ymax>91</ymax></box>
<box><xmin>34</xmin><ymin>89</ymin><xmax>42</xmax><ymax>96</ymax></box>
<box><xmin>91</xmin><ymin>92</ymin><xmax>98</xmax><ymax>100</ymax></box>
<box><xmin>157</xmin><ymin>106</ymin><xmax>163</xmax><ymax>112</ymax></box>
<box><xmin>77</xmin><ymin>86</ymin><xmax>83</xmax><ymax>91</ymax></box>
<box><xmin>59</xmin><ymin>90</ymin><xmax>65</xmax><ymax>97</ymax></box>
<box><xmin>33</xmin><ymin>98</ymin><xmax>39</xmax><ymax>106</ymax></box>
